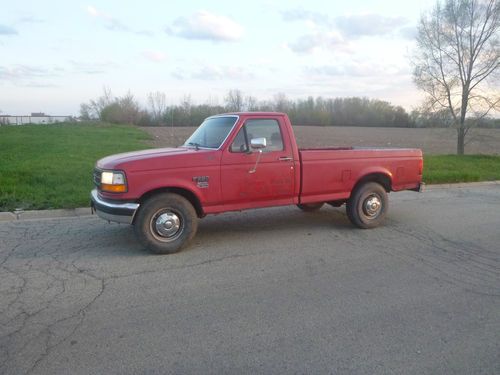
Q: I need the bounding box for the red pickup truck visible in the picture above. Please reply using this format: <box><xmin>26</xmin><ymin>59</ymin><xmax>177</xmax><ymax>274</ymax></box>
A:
<box><xmin>91</xmin><ymin>112</ymin><xmax>423</xmax><ymax>254</ymax></box>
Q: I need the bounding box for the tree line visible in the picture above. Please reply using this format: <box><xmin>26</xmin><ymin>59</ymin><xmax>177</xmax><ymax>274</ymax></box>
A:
<box><xmin>80</xmin><ymin>89</ymin><xmax>499</xmax><ymax>128</ymax></box>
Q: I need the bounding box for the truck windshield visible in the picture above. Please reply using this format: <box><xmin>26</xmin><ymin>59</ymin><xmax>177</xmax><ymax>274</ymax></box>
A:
<box><xmin>183</xmin><ymin>116</ymin><xmax>238</xmax><ymax>149</ymax></box>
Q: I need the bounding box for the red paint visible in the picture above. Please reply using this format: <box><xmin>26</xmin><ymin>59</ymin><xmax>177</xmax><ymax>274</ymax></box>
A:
<box><xmin>96</xmin><ymin>112</ymin><xmax>423</xmax><ymax>214</ymax></box>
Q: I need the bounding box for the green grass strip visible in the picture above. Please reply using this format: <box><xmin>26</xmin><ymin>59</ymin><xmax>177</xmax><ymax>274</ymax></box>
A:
<box><xmin>0</xmin><ymin>122</ymin><xmax>151</xmax><ymax>211</ymax></box>
<box><xmin>423</xmin><ymin>155</ymin><xmax>500</xmax><ymax>184</ymax></box>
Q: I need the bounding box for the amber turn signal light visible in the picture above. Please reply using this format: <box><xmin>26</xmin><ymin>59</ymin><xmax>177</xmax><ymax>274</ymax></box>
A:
<box><xmin>101</xmin><ymin>184</ymin><xmax>127</xmax><ymax>193</ymax></box>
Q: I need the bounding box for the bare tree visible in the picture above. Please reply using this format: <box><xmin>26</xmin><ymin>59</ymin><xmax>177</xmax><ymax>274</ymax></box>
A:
<box><xmin>225</xmin><ymin>89</ymin><xmax>244</xmax><ymax>112</ymax></box>
<box><xmin>181</xmin><ymin>94</ymin><xmax>192</xmax><ymax>116</ymax></box>
<box><xmin>245</xmin><ymin>95</ymin><xmax>259</xmax><ymax>111</ymax></box>
<box><xmin>273</xmin><ymin>92</ymin><xmax>291</xmax><ymax>112</ymax></box>
<box><xmin>147</xmin><ymin>91</ymin><xmax>167</xmax><ymax>125</ymax></box>
<box><xmin>413</xmin><ymin>0</ymin><xmax>500</xmax><ymax>154</ymax></box>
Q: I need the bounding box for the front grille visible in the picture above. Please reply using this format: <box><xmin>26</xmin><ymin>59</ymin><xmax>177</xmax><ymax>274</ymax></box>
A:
<box><xmin>93</xmin><ymin>168</ymin><xmax>102</xmax><ymax>187</ymax></box>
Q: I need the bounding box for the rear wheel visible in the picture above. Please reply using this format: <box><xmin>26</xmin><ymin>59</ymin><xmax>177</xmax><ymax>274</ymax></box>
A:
<box><xmin>346</xmin><ymin>182</ymin><xmax>388</xmax><ymax>229</ymax></box>
<box><xmin>297</xmin><ymin>202</ymin><xmax>324</xmax><ymax>212</ymax></box>
<box><xmin>134</xmin><ymin>193</ymin><xmax>198</xmax><ymax>254</ymax></box>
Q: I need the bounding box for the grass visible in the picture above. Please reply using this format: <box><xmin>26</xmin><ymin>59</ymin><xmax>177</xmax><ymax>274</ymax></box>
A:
<box><xmin>1</xmin><ymin>122</ymin><xmax>499</xmax><ymax>211</ymax></box>
<box><xmin>423</xmin><ymin>155</ymin><xmax>500</xmax><ymax>184</ymax></box>
<box><xmin>0</xmin><ymin>122</ymin><xmax>151</xmax><ymax>211</ymax></box>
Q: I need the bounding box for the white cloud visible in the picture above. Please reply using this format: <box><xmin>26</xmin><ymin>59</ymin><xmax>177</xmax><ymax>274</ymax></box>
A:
<box><xmin>282</xmin><ymin>8</ymin><xmax>329</xmax><ymax>25</ymax></box>
<box><xmin>282</xmin><ymin>8</ymin><xmax>410</xmax><ymax>37</ymax></box>
<box><xmin>287</xmin><ymin>32</ymin><xmax>345</xmax><ymax>54</ymax></box>
<box><xmin>86</xmin><ymin>5</ymin><xmax>99</xmax><ymax>17</ymax></box>
<box><xmin>0</xmin><ymin>64</ymin><xmax>62</xmax><ymax>87</ymax></box>
<box><xmin>335</xmin><ymin>14</ymin><xmax>408</xmax><ymax>37</ymax></box>
<box><xmin>69</xmin><ymin>60</ymin><xmax>118</xmax><ymax>74</ymax></box>
<box><xmin>173</xmin><ymin>65</ymin><xmax>253</xmax><ymax>80</ymax></box>
<box><xmin>166</xmin><ymin>11</ymin><xmax>243</xmax><ymax>42</ymax></box>
<box><xmin>85</xmin><ymin>5</ymin><xmax>153</xmax><ymax>36</ymax></box>
<box><xmin>283</xmin><ymin>8</ymin><xmax>413</xmax><ymax>56</ymax></box>
<box><xmin>16</xmin><ymin>15</ymin><xmax>45</xmax><ymax>24</ymax></box>
<box><xmin>306</xmin><ymin>61</ymin><xmax>409</xmax><ymax>78</ymax></box>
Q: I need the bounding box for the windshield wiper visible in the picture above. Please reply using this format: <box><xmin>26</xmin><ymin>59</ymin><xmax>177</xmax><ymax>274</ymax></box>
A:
<box><xmin>186</xmin><ymin>142</ymin><xmax>201</xmax><ymax>150</ymax></box>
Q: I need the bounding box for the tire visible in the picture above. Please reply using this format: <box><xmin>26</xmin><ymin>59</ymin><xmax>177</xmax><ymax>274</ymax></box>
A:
<box><xmin>134</xmin><ymin>193</ymin><xmax>198</xmax><ymax>254</ymax></box>
<box><xmin>346</xmin><ymin>182</ymin><xmax>388</xmax><ymax>229</ymax></box>
<box><xmin>297</xmin><ymin>202</ymin><xmax>324</xmax><ymax>212</ymax></box>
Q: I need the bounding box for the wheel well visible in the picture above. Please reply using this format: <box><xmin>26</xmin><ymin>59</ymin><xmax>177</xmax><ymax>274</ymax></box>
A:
<box><xmin>138</xmin><ymin>187</ymin><xmax>205</xmax><ymax>218</ymax></box>
<box><xmin>352</xmin><ymin>173</ymin><xmax>392</xmax><ymax>194</ymax></box>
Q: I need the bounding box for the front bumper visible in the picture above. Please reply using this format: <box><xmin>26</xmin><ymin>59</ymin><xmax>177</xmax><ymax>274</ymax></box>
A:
<box><xmin>90</xmin><ymin>189</ymin><xmax>139</xmax><ymax>224</ymax></box>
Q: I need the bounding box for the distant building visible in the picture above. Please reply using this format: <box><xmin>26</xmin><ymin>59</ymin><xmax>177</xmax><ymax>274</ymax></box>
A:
<box><xmin>0</xmin><ymin>113</ymin><xmax>74</xmax><ymax>125</ymax></box>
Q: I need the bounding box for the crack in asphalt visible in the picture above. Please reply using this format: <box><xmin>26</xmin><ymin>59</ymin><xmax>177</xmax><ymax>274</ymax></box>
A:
<box><xmin>1</xmin><ymin>188</ymin><xmax>499</xmax><ymax>374</ymax></box>
<box><xmin>0</xmin><ymin>218</ymin><xmax>277</xmax><ymax>374</ymax></box>
<box><xmin>378</xmin><ymin>221</ymin><xmax>500</xmax><ymax>297</ymax></box>
<box><xmin>0</xmin><ymin>221</ymin><xmax>106</xmax><ymax>374</ymax></box>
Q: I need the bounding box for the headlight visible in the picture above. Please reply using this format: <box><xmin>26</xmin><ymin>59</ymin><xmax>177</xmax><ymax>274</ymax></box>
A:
<box><xmin>100</xmin><ymin>171</ymin><xmax>127</xmax><ymax>193</ymax></box>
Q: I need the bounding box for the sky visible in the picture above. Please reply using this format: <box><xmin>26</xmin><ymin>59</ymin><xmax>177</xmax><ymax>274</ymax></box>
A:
<box><xmin>0</xmin><ymin>0</ymin><xmax>438</xmax><ymax>116</ymax></box>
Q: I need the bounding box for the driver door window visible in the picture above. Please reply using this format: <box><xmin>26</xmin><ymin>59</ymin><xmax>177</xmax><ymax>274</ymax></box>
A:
<box><xmin>230</xmin><ymin>119</ymin><xmax>284</xmax><ymax>153</ymax></box>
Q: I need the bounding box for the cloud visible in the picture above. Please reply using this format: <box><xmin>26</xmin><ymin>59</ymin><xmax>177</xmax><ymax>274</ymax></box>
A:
<box><xmin>282</xmin><ymin>8</ymin><xmax>330</xmax><ymax>25</ymax></box>
<box><xmin>17</xmin><ymin>16</ymin><xmax>45</xmax><ymax>24</ymax></box>
<box><xmin>282</xmin><ymin>9</ymin><xmax>412</xmax><ymax>54</ymax></box>
<box><xmin>0</xmin><ymin>25</ymin><xmax>18</xmax><ymax>35</ymax></box>
<box><xmin>399</xmin><ymin>25</ymin><xmax>417</xmax><ymax>39</ymax></box>
<box><xmin>23</xmin><ymin>82</ymin><xmax>60</xmax><ymax>88</ymax></box>
<box><xmin>0</xmin><ymin>65</ymin><xmax>62</xmax><ymax>87</ymax></box>
<box><xmin>85</xmin><ymin>5</ymin><xmax>153</xmax><ymax>36</ymax></box>
<box><xmin>173</xmin><ymin>65</ymin><xmax>253</xmax><ymax>80</ymax></box>
<box><xmin>142</xmin><ymin>50</ymin><xmax>167</xmax><ymax>62</ymax></box>
<box><xmin>86</xmin><ymin>5</ymin><xmax>99</xmax><ymax>17</ymax></box>
<box><xmin>0</xmin><ymin>61</ymin><xmax>114</xmax><ymax>86</ymax></box>
<box><xmin>282</xmin><ymin>8</ymin><xmax>409</xmax><ymax>36</ymax></box>
<box><xmin>166</xmin><ymin>11</ymin><xmax>243</xmax><ymax>42</ymax></box>
<box><xmin>287</xmin><ymin>32</ymin><xmax>345</xmax><ymax>54</ymax></box>
<box><xmin>335</xmin><ymin>14</ymin><xmax>408</xmax><ymax>37</ymax></box>
<box><xmin>306</xmin><ymin>61</ymin><xmax>409</xmax><ymax>78</ymax></box>
<box><xmin>68</xmin><ymin>60</ymin><xmax>118</xmax><ymax>74</ymax></box>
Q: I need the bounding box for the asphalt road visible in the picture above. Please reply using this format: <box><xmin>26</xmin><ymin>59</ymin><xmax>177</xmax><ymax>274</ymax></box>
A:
<box><xmin>1</xmin><ymin>185</ymin><xmax>499</xmax><ymax>374</ymax></box>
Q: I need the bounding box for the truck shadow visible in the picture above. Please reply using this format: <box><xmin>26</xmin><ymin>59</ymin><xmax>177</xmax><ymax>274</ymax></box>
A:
<box><xmin>197</xmin><ymin>206</ymin><xmax>353</xmax><ymax>236</ymax></box>
<box><xmin>39</xmin><ymin>206</ymin><xmax>358</xmax><ymax>261</ymax></box>
<box><xmin>86</xmin><ymin>206</ymin><xmax>356</xmax><ymax>257</ymax></box>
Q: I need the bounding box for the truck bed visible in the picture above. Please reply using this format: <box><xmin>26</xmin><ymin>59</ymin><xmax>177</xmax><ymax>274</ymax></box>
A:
<box><xmin>298</xmin><ymin>147</ymin><xmax>423</xmax><ymax>204</ymax></box>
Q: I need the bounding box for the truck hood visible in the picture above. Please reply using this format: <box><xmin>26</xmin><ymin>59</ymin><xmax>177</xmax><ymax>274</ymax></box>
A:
<box><xmin>97</xmin><ymin>148</ymin><xmax>187</xmax><ymax>167</ymax></box>
<box><xmin>96</xmin><ymin>147</ymin><xmax>219</xmax><ymax>171</ymax></box>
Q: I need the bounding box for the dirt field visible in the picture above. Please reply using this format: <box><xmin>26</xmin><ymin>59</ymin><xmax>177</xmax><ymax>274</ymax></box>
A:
<box><xmin>144</xmin><ymin>125</ymin><xmax>500</xmax><ymax>155</ymax></box>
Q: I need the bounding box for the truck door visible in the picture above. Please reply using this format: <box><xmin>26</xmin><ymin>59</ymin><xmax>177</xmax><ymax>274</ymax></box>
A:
<box><xmin>220</xmin><ymin>118</ymin><xmax>295</xmax><ymax>208</ymax></box>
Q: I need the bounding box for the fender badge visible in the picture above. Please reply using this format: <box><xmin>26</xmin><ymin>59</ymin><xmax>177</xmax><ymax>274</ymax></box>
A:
<box><xmin>192</xmin><ymin>176</ymin><xmax>209</xmax><ymax>188</ymax></box>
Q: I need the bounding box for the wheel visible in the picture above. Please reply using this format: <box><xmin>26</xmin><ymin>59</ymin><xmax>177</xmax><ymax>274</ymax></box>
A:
<box><xmin>346</xmin><ymin>182</ymin><xmax>388</xmax><ymax>229</ymax></box>
<box><xmin>134</xmin><ymin>193</ymin><xmax>198</xmax><ymax>254</ymax></box>
<box><xmin>297</xmin><ymin>202</ymin><xmax>324</xmax><ymax>212</ymax></box>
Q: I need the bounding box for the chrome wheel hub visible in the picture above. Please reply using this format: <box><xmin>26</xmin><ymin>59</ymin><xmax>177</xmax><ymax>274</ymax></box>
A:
<box><xmin>363</xmin><ymin>195</ymin><xmax>382</xmax><ymax>217</ymax></box>
<box><xmin>154</xmin><ymin>212</ymin><xmax>181</xmax><ymax>238</ymax></box>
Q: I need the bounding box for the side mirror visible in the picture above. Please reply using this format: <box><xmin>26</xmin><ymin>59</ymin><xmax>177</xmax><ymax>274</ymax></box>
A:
<box><xmin>248</xmin><ymin>138</ymin><xmax>266</xmax><ymax>174</ymax></box>
<box><xmin>250</xmin><ymin>137</ymin><xmax>267</xmax><ymax>149</ymax></box>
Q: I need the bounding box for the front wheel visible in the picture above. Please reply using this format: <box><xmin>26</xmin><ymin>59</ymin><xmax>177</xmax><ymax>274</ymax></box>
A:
<box><xmin>346</xmin><ymin>182</ymin><xmax>388</xmax><ymax>229</ymax></box>
<box><xmin>134</xmin><ymin>193</ymin><xmax>198</xmax><ymax>254</ymax></box>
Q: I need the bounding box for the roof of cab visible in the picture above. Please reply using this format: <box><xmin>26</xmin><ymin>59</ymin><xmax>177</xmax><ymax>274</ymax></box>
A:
<box><xmin>212</xmin><ymin>111</ymin><xmax>287</xmax><ymax>117</ymax></box>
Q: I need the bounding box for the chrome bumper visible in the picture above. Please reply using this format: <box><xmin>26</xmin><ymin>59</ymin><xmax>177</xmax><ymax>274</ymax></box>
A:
<box><xmin>90</xmin><ymin>189</ymin><xmax>139</xmax><ymax>224</ymax></box>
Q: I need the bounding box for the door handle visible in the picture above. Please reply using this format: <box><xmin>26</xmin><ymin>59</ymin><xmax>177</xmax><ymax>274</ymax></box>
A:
<box><xmin>278</xmin><ymin>156</ymin><xmax>293</xmax><ymax>161</ymax></box>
